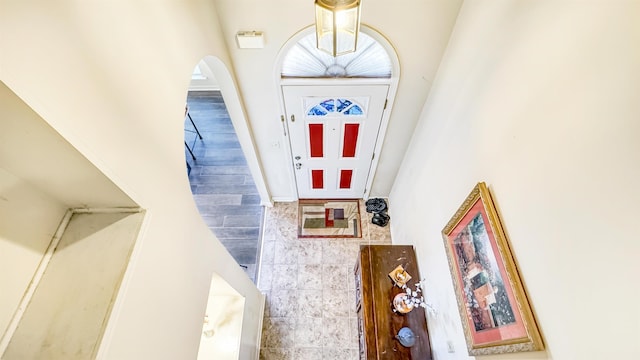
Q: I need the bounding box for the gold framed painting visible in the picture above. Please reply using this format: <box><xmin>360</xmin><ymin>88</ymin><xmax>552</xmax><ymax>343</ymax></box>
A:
<box><xmin>442</xmin><ymin>182</ymin><xmax>544</xmax><ymax>355</ymax></box>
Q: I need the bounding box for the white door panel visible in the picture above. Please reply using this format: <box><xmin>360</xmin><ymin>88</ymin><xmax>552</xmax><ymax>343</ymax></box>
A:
<box><xmin>283</xmin><ymin>85</ymin><xmax>388</xmax><ymax>198</ymax></box>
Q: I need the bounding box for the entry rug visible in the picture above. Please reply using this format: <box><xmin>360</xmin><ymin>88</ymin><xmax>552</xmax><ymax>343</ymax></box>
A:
<box><xmin>298</xmin><ymin>199</ymin><xmax>362</xmax><ymax>238</ymax></box>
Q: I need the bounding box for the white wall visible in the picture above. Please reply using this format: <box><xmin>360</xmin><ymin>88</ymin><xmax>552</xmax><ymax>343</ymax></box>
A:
<box><xmin>0</xmin><ymin>82</ymin><xmax>135</xmax><ymax>208</ymax></box>
<box><xmin>390</xmin><ymin>1</ymin><xmax>640</xmax><ymax>359</ymax></box>
<box><xmin>0</xmin><ymin>1</ymin><xmax>264</xmax><ymax>359</ymax></box>
<box><xmin>0</xmin><ymin>80</ymin><xmax>137</xmax><ymax>348</ymax></box>
<box><xmin>0</xmin><ymin>167</ymin><xmax>65</xmax><ymax>340</ymax></box>
<box><xmin>214</xmin><ymin>0</ymin><xmax>463</xmax><ymax>199</ymax></box>
<box><xmin>3</xmin><ymin>212</ymin><xmax>144</xmax><ymax>360</ymax></box>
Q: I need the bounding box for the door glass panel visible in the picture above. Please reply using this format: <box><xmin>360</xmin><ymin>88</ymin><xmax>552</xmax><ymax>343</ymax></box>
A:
<box><xmin>343</xmin><ymin>124</ymin><xmax>360</xmax><ymax>157</ymax></box>
<box><xmin>320</xmin><ymin>99</ymin><xmax>335</xmax><ymax>112</ymax></box>
<box><xmin>309</xmin><ymin>124</ymin><xmax>324</xmax><ymax>157</ymax></box>
<box><xmin>308</xmin><ymin>106</ymin><xmax>327</xmax><ymax>116</ymax></box>
<box><xmin>337</xmin><ymin>99</ymin><xmax>353</xmax><ymax>112</ymax></box>
<box><xmin>343</xmin><ymin>105</ymin><xmax>363</xmax><ymax>115</ymax></box>
<box><xmin>307</xmin><ymin>98</ymin><xmax>364</xmax><ymax>117</ymax></box>
<box><xmin>312</xmin><ymin>170</ymin><xmax>324</xmax><ymax>189</ymax></box>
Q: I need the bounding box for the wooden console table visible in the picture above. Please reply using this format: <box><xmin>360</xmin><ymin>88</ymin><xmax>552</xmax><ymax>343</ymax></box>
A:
<box><xmin>354</xmin><ymin>245</ymin><xmax>432</xmax><ymax>359</ymax></box>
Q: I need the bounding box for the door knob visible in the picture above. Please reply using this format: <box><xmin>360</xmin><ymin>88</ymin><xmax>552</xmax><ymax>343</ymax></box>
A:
<box><xmin>295</xmin><ymin>163</ymin><xmax>302</xmax><ymax>170</ymax></box>
<box><xmin>295</xmin><ymin>156</ymin><xmax>301</xmax><ymax>160</ymax></box>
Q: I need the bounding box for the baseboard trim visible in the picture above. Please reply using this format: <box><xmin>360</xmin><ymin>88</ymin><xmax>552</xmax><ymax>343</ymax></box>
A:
<box><xmin>271</xmin><ymin>196</ymin><xmax>297</xmax><ymax>203</ymax></box>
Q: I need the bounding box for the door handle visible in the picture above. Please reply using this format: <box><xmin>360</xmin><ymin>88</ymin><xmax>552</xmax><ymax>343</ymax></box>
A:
<box><xmin>291</xmin><ymin>114</ymin><xmax>295</xmax><ymax>122</ymax></box>
<box><xmin>295</xmin><ymin>163</ymin><xmax>302</xmax><ymax>170</ymax></box>
<box><xmin>294</xmin><ymin>156</ymin><xmax>301</xmax><ymax>160</ymax></box>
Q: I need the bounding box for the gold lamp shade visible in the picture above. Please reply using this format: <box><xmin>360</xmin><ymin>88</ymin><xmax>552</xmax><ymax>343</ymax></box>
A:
<box><xmin>315</xmin><ymin>0</ymin><xmax>361</xmax><ymax>57</ymax></box>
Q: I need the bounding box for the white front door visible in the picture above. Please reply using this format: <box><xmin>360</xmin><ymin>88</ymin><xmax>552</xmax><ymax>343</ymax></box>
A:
<box><xmin>283</xmin><ymin>84</ymin><xmax>389</xmax><ymax>198</ymax></box>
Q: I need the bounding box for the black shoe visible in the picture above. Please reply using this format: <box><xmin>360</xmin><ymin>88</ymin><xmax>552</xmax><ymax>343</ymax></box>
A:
<box><xmin>371</xmin><ymin>211</ymin><xmax>390</xmax><ymax>227</ymax></box>
<box><xmin>366</xmin><ymin>198</ymin><xmax>387</xmax><ymax>213</ymax></box>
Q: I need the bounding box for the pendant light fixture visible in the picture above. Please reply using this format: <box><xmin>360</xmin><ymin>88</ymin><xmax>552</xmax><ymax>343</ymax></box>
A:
<box><xmin>315</xmin><ymin>0</ymin><xmax>361</xmax><ymax>57</ymax></box>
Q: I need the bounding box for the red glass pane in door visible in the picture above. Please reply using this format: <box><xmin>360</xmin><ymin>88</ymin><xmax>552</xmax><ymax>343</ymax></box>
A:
<box><xmin>311</xmin><ymin>170</ymin><xmax>324</xmax><ymax>189</ymax></box>
<box><xmin>342</xmin><ymin>124</ymin><xmax>360</xmax><ymax>157</ymax></box>
<box><xmin>309</xmin><ymin>124</ymin><xmax>323</xmax><ymax>157</ymax></box>
<box><xmin>339</xmin><ymin>170</ymin><xmax>353</xmax><ymax>189</ymax></box>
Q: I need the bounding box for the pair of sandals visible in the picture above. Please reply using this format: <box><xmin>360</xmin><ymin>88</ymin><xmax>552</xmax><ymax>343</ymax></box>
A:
<box><xmin>365</xmin><ymin>198</ymin><xmax>390</xmax><ymax>227</ymax></box>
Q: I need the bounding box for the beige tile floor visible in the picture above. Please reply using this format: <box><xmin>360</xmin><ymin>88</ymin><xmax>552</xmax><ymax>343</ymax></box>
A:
<box><xmin>257</xmin><ymin>201</ymin><xmax>391</xmax><ymax>360</ymax></box>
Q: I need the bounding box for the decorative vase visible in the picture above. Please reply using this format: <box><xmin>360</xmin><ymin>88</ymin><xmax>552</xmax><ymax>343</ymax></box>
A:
<box><xmin>395</xmin><ymin>327</ymin><xmax>417</xmax><ymax>347</ymax></box>
<box><xmin>393</xmin><ymin>292</ymin><xmax>414</xmax><ymax>314</ymax></box>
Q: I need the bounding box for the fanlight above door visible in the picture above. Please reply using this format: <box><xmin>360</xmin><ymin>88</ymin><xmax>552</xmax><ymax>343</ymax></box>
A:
<box><xmin>281</xmin><ymin>32</ymin><xmax>392</xmax><ymax>78</ymax></box>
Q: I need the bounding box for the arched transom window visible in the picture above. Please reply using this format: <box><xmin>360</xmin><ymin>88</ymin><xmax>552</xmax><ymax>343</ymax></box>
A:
<box><xmin>282</xmin><ymin>32</ymin><xmax>392</xmax><ymax>78</ymax></box>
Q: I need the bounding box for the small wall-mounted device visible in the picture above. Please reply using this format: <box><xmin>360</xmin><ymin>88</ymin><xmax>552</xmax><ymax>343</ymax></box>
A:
<box><xmin>236</xmin><ymin>31</ymin><xmax>264</xmax><ymax>49</ymax></box>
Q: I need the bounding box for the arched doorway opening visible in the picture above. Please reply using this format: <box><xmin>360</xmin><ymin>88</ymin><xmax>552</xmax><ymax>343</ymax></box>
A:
<box><xmin>184</xmin><ymin>57</ymin><xmax>270</xmax><ymax>282</ymax></box>
<box><xmin>187</xmin><ymin>56</ymin><xmax>270</xmax><ymax>205</ymax></box>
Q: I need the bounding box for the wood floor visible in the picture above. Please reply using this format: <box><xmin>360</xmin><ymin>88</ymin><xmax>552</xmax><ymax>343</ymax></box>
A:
<box><xmin>185</xmin><ymin>90</ymin><xmax>261</xmax><ymax>282</ymax></box>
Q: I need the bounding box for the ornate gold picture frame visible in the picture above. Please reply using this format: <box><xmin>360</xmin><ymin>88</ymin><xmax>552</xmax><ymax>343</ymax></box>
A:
<box><xmin>442</xmin><ymin>182</ymin><xmax>544</xmax><ymax>355</ymax></box>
